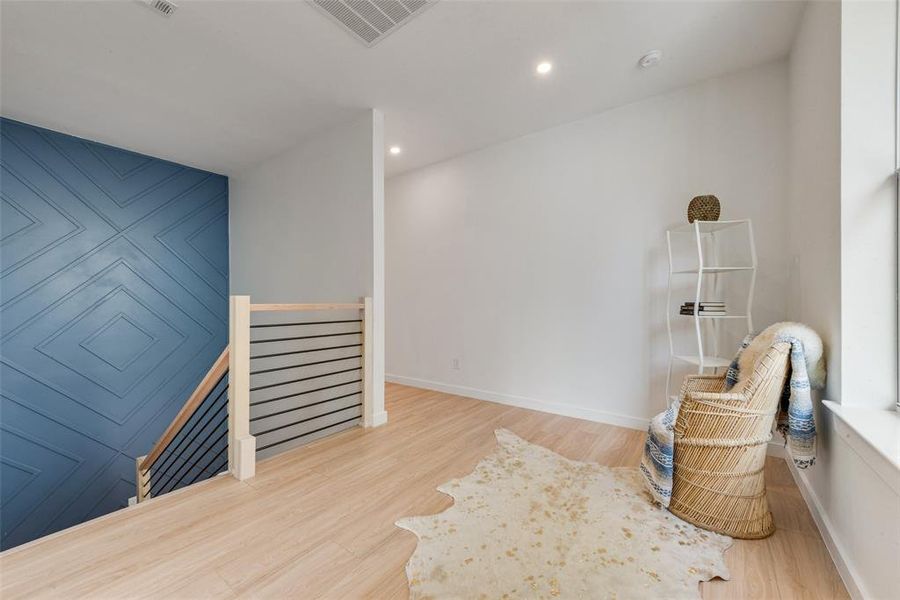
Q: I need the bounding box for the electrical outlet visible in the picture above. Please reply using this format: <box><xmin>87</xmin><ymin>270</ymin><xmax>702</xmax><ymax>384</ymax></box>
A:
<box><xmin>451</xmin><ymin>358</ymin><xmax>461</xmax><ymax>370</ymax></box>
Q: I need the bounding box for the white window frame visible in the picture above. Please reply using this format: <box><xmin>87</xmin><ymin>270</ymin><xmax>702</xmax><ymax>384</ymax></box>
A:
<box><xmin>891</xmin><ymin>6</ymin><xmax>900</xmax><ymax>569</ymax></box>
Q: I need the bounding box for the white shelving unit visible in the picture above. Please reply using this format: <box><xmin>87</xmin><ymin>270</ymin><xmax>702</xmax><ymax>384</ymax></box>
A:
<box><xmin>665</xmin><ymin>219</ymin><xmax>757</xmax><ymax>405</ymax></box>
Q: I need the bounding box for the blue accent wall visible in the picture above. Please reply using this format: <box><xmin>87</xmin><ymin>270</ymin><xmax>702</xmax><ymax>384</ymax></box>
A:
<box><xmin>0</xmin><ymin>118</ymin><xmax>228</xmax><ymax>549</ymax></box>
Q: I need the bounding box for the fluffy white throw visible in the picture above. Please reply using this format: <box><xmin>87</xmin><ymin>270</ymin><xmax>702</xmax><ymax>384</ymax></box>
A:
<box><xmin>726</xmin><ymin>322</ymin><xmax>825</xmax><ymax>468</ymax></box>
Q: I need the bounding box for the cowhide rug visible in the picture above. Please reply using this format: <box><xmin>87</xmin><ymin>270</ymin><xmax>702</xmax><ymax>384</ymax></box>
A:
<box><xmin>396</xmin><ymin>429</ymin><xmax>731</xmax><ymax>599</ymax></box>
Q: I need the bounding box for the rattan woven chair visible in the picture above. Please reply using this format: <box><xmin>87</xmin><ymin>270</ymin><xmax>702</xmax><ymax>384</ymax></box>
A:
<box><xmin>669</xmin><ymin>341</ymin><xmax>791</xmax><ymax>539</ymax></box>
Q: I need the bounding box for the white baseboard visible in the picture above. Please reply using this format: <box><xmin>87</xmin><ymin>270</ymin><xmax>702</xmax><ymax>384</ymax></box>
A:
<box><xmin>783</xmin><ymin>458</ymin><xmax>865</xmax><ymax>600</ymax></box>
<box><xmin>386</xmin><ymin>374</ymin><xmax>650</xmax><ymax>431</ymax></box>
<box><xmin>766</xmin><ymin>440</ymin><xmax>787</xmax><ymax>458</ymax></box>
<box><xmin>371</xmin><ymin>410</ymin><xmax>388</xmax><ymax>427</ymax></box>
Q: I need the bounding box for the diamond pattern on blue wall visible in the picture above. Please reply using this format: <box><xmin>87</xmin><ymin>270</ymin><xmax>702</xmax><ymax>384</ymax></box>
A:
<box><xmin>80</xmin><ymin>313</ymin><xmax>158</xmax><ymax>372</ymax></box>
<box><xmin>0</xmin><ymin>456</ymin><xmax>40</xmax><ymax>506</ymax></box>
<box><xmin>1</xmin><ymin>196</ymin><xmax>38</xmax><ymax>240</ymax></box>
<box><xmin>0</xmin><ymin>118</ymin><xmax>228</xmax><ymax>550</ymax></box>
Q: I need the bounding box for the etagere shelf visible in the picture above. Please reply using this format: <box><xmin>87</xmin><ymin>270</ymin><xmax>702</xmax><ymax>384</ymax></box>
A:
<box><xmin>665</xmin><ymin>219</ymin><xmax>757</xmax><ymax>406</ymax></box>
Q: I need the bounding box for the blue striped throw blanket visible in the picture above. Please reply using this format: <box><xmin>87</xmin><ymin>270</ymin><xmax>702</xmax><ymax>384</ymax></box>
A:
<box><xmin>641</xmin><ymin>322</ymin><xmax>824</xmax><ymax>507</ymax></box>
<box><xmin>640</xmin><ymin>400</ymin><xmax>679</xmax><ymax>506</ymax></box>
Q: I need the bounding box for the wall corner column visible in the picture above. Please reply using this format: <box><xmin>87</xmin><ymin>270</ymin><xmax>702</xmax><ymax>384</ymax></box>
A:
<box><xmin>371</xmin><ymin>109</ymin><xmax>387</xmax><ymax>427</ymax></box>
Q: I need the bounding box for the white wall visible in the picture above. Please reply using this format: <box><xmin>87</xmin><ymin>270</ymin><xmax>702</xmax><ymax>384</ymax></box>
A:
<box><xmin>787</xmin><ymin>2</ymin><xmax>900</xmax><ymax>598</ymax></box>
<box><xmin>787</xmin><ymin>1</ymin><xmax>842</xmax><ymax>403</ymax></box>
<box><xmin>386</xmin><ymin>62</ymin><xmax>790</xmax><ymax>426</ymax></box>
<box><xmin>839</xmin><ymin>0</ymin><xmax>898</xmax><ymax>410</ymax></box>
<box><xmin>230</xmin><ymin>109</ymin><xmax>386</xmax><ymax>425</ymax></box>
<box><xmin>231</xmin><ymin>111</ymin><xmax>378</xmax><ymax>303</ymax></box>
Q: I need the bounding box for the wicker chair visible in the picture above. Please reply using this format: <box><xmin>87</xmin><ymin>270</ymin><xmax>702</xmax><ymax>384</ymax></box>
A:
<box><xmin>669</xmin><ymin>341</ymin><xmax>791</xmax><ymax>539</ymax></box>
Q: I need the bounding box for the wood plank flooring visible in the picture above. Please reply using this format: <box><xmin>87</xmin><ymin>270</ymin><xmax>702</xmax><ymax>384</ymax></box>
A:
<box><xmin>0</xmin><ymin>384</ymin><xmax>848</xmax><ymax>599</ymax></box>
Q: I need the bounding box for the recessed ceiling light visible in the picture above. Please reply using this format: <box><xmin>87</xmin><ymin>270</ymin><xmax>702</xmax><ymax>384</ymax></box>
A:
<box><xmin>536</xmin><ymin>61</ymin><xmax>553</xmax><ymax>75</ymax></box>
<box><xmin>389</xmin><ymin>146</ymin><xmax>402</xmax><ymax>156</ymax></box>
<box><xmin>639</xmin><ymin>50</ymin><xmax>663</xmax><ymax>69</ymax></box>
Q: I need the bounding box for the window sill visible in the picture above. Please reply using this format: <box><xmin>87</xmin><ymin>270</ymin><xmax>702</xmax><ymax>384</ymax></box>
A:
<box><xmin>823</xmin><ymin>400</ymin><xmax>900</xmax><ymax>495</ymax></box>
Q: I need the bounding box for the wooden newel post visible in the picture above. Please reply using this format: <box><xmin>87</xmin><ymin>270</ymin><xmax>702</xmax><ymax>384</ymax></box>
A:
<box><xmin>361</xmin><ymin>296</ymin><xmax>375</xmax><ymax>427</ymax></box>
<box><xmin>228</xmin><ymin>295</ymin><xmax>255</xmax><ymax>480</ymax></box>
<box><xmin>135</xmin><ymin>455</ymin><xmax>150</xmax><ymax>503</ymax></box>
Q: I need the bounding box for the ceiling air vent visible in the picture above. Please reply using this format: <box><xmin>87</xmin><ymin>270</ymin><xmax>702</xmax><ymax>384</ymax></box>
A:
<box><xmin>311</xmin><ymin>0</ymin><xmax>436</xmax><ymax>47</ymax></box>
<box><xmin>144</xmin><ymin>0</ymin><xmax>178</xmax><ymax>17</ymax></box>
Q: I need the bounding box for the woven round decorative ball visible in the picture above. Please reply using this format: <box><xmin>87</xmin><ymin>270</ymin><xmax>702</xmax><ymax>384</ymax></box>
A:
<box><xmin>687</xmin><ymin>195</ymin><xmax>721</xmax><ymax>223</ymax></box>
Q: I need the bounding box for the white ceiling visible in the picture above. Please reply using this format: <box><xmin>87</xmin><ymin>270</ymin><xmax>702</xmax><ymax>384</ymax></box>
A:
<box><xmin>0</xmin><ymin>1</ymin><xmax>805</xmax><ymax>177</ymax></box>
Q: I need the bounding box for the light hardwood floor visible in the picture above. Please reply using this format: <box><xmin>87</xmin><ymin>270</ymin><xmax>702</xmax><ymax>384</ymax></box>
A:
<box><xmin>0</xmin><ymin>383</ymin><xmax>848</xmax><ymax>599</ymax></box>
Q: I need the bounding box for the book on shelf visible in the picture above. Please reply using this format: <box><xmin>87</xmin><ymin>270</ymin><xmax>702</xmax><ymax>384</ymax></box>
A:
<box><xmin>679</xmin><ymin>302</ymin><xmax>727</xmax><ymax>315</ymax></box>
<box><xmin>680</xmin><ymin>303</ymin><xmax>726</xmax><ymax>308</ymax></box>
<box><xmin>680</xmin><ymin>305</ymin><xmax>726</xmax><ymax>310</ymax></box>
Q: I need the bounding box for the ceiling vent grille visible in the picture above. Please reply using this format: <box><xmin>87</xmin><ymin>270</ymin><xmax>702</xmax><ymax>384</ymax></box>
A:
<box><xmin>144</xmin><ymin>0</ymin><xmax>178</xmax><ymax>17</ymax></box>
<box><xmin>311</xmin><ymin>0</ymin><xmax>436</xmax><ymax>47</ymax></box>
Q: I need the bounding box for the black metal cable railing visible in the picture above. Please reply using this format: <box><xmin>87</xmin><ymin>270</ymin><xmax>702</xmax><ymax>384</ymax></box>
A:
<box><xmin>146</xmin><ymin>373</ymin><xmax>230</xmax><ymax>497</ymax></box>
<box><xmin>249</xmin><ymin>316</ymin><xmax>364</xmax><ymax>459</ymax></box>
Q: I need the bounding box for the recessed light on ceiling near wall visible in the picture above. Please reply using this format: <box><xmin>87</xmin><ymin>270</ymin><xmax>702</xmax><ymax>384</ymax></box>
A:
<box><xmin>389</xmin><ymin>146</ymin><xmax>402</xmax><ymax>156</ymax></box>
<box><xmin>535</xmin><ymin>61</ymin><xmax>553</xmax><ymax>75</ymax></box>
<box><xmin>639</xmin><ymin>50</ymin><xmax>663</xmax><ymax>69</ymax></box>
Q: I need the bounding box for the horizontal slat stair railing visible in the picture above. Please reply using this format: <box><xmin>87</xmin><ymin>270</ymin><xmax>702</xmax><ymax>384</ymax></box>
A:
<box><xmin>247</xmin><ymin>298</ymin><xmax>372</xmax><ymax>461</ymax></box>
<box><xmin>135</xmin><ymin>296</ymin><xmax>376</xmax><ymax>504</ymax></box>
<box><xmin>136</xmin><ymin>347</ymin><xmax>230</xmax><ymax>502</ymax></box>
